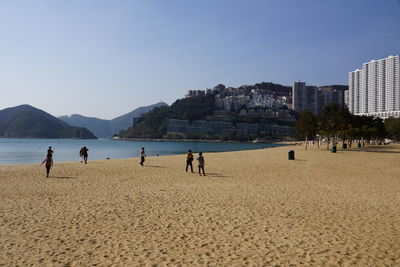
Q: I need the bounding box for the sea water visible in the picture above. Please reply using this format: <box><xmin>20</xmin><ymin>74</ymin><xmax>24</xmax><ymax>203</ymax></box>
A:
<box><xmin>0</xmin><ymin>138</ymin><xmax>281</xmax><ymax>165</ymax></box>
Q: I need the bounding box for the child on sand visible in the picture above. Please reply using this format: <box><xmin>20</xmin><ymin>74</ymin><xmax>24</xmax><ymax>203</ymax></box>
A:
<box><xmin>196</xmin><ymin>152</ymin><xmax>206</xmax><ymax>176</ymax></box>
<box><xmin>186</xmin><ymin>149</ymin><xmax>194</xmax><ymax>173</ymax></box>
<box><xmin>41</xmin><ymin>154</ymin><xmax>53</xmax><ymax>178</ymax></box>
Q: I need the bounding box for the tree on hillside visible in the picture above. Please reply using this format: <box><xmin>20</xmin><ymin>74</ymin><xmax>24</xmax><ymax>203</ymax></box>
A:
<box><xmin>120</xmin><ymin>95</ymin><xmax>215</xmax><ymax>139</ymax></box>
<box><xmin>169</xmin><ymin>95</ymin><xmax>215</xmax><ymax>121</ymax></box>
<box><xmin>295</xmin><ymin>110</ymin><xmax>317</xmax><ymax>149</ymax></box>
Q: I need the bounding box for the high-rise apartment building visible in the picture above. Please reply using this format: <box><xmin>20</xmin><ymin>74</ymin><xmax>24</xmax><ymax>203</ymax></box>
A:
<box><xmin>292</xmin><ymin>81</ymin><xmax>319</xmax><ymax>114</ymax></box>
<box><xmin>292</xmin><ymin>81</ymin><xmax>346</xmax><ymax>115</ymax></box>
<box><xmin>318</xmin><ymin>89</ymin><xmax>345</xmax><ymax>114</ymax></box>
<box><xmin>349</xmin><ymin>55</ymin><xmax>400</xmax><ymax>118</ymax></box>
<box><xmin>344</xmin><ymin>90</ymin><xmax>349</xmax><ymax>108</ymax></box>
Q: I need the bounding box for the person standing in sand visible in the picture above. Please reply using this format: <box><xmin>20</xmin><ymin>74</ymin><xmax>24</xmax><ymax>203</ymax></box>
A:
<box><xmin>140</xmin><ymin>147</ymin><xmax>146</xmax><ymax>166</ymax></box>
<box><xmin>186</xmin><ymin>149</ymin><xmax>194</xmax><ymax>173</ymax></box>
<box><xmin>41</xmin><ymin>154</ymin><xmax>53</xmax><ymax>178</ymax></box>
<box><xmin>80</xmin><ymin>146</ymin><xmax>89</xmax><ymax>164</ymax></box>
<box><xmin>196</xmin><ymin>152</ymin><xmax>206</xmax><ymax>176</ymax></box>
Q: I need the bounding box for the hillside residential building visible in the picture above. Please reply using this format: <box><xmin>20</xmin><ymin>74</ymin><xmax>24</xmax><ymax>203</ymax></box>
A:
<box><xmin>292</xmin><ymin>81</ymin><xmax>345</xmax><ymax>115</ymax></box>
<box><xmin>349</xmin><ymin>55</ymin><xmax>400</xmax><ymax>118</ymax></box>
<box><xmin>166</xmin><ymin>119</ymin><xmax>295</xmax><ymax>137</ymax></box>
<box><xmin>318</xmin><ymin>89</ymin><xmax>345</xmax><ymax>114</ymax></box>
<box><xmin>292</xmin><ymin>81</ymin><xmax>319</xmax><ymax>114</ymax></box>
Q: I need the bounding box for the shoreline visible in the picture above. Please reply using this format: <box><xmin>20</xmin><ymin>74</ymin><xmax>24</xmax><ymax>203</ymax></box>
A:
<box><xmin>0</xmin><ymin>145</ymin><xmax>286</xmax><ymax>167</ymax></box>
<box><xmin>114</xmin><ymin>137</ymin><xmax>289</xmax><ymax>144</ymax></box>
<box><xmin>0</xmin><ymin>139</ymin><xmax>287</xmax><ymax>166</ymax></box>
<box><xmin>0</xmin><ymin>136</ymin><xmax>294</xmax><ymax>145</ymax></box>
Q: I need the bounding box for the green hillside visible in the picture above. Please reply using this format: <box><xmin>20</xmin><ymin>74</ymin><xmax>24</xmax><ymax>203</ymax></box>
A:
<box><xmin>120</xmin><ymin>96</ymin><xmax>215</xmax><ymax>138</ymax></box>
<box><xmin>0</xmin><ymin>105</ymin><xmax>97</xmax><ymax>139</ymax></box>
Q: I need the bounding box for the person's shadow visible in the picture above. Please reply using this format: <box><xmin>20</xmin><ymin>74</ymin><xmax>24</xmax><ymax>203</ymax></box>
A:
<box><xmin>50</xmin><ymin>176</ymin><xmax>74</xmax><ymax>179</ymax></box>
<box><xmin>144</xmin><ymin>165</ymin><xmax>166</xmax><ymax>168</ymax></box>
<box><xmin>206</xmin><ymin>172</ymin><xmax>229</xmax><ymax>178</ymax></box>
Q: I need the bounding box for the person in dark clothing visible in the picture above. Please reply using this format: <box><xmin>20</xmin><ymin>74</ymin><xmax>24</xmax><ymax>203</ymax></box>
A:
<box><xmin>41</xmin><ymin>154</ymin><xmax>53</xmax><ymax>178</ymax></box>
<box><xmin>196</xmin><ymin>152</ymin><xmax>206</xmax><ymax>176</ymax></box>
<box><xmin>140</xmin><ymin>147</ymin><xmax>146</xmax><ymax>166</ymax></box>
<box><xmin>47</xmin><ymin>146</ymin><xmax>54</xmax><ymax>159</ymax></box>
<box><xmin>185</xmin><ymin>149</ymin><xmax>194</xmax><ymax>173</ymax></box>
<box><xmin>79</xmin><ymin>146</ymin><xmax>89</xmax><ymax>164</ymax></box>
<box><xmin>79</xmin><ymin>147</ymin><xmax>84</xmax><ymax>162</ymax></box>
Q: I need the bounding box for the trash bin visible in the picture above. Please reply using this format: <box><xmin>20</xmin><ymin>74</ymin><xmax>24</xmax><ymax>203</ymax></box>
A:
<box><xmin>342</xmin><ymin>143</ymin><xmax>347</xmax><ymax>149</ymax></box>
<box><xmin>331</xmin><ymin>145</ymin><xmax>337</xmax><ymax>153</ymax></box>
<box><xmin>288</xmin><ymin>150</ymin><xmax>295</xmax><ymax>160</ymax></box>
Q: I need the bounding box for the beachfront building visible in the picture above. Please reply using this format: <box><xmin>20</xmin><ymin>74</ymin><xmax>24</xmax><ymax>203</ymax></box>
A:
<box><xmin>349</xmin><ymin>69</ymin><xmax>362</xmax><ymax>114</ymax></box>
<box><xmin>349</xmin><ymin>55</ymin><xmax>400</xmax><ymax>118</ymax></box>
<box><xmin>344</xmin><ymin>90</ymin><xmax>349</xmax><ymax>108</ymax></box>
<box><xmin>293</xmin><ymin>81</ymin><xmax>347</xmax><ymax>115</ymax></box>
<box><xmin>292</xmin><ymin>81</ymin><xmax>319</xmax><ymax>114</ymax></box>
<box><xmin>318</xmin><ymin>88</ymin><xmax>345</xmax><ymax>114</ymax></box>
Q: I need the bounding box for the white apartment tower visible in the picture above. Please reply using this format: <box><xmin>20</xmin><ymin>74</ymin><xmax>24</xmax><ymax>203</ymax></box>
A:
<box><xmin>349</xmin><ymin>55</ymin><xmax>400</xmax><ymax>118</ymax></box>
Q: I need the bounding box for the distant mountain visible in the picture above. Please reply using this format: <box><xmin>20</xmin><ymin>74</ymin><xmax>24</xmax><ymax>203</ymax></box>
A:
<box><xmin>109</xmin><ymin>102</ymin><xmax>168</xmax><ymax>135</ymax></box>
<box><xmin>59</xmin><ymin>114</ymin><xmax>112</xmax><ymax>139</ymax></box>
<box><xmin>0</xmin><ymin>105</ymin><xmax>97</xmax><ymax>139</ymax></box>
<box><xmin>59</xmin><ymin>102</ymin><xmax>168</xmax><ymax>138</ymax></box>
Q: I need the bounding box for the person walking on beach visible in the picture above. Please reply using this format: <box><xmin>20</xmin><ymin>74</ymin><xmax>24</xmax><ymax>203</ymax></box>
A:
<box><xmin>79</xmin><ymin>146</ymin><xmax>89</xmax><ymax>164</ymax></box>
<box><xmin>186</xmin><ymin>149</ymin><xmax>194</xmax><ymax>173</ymax></box>
<box><xmin>41</xmin><ymin>154</ymin><xmax>53</xmax><ymax>178</ymax></box>
<box><xmin>140</xmin><ymin>147</ymin><xmax>146</xmax><ymax>166</ymax></box>
<box><xmin>79</xmin><ymin>147</ymin><xmax>84</xmax><ymax>162</ymax></box>
<box><xmin>196</xmin><ymin>152</ymin><xmax>206</xmax><ymax>176</ymax></box>
<box><xmin>47</xmin><ymin>146</ymin><xmax>54</xmax><ymax>159</ymax></box>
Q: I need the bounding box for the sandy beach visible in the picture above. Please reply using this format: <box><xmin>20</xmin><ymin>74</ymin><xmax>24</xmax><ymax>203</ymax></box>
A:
<box><xmin>1</xmin><ymin>144</ymin><xmax>400</xmax><ymax>266</ymax></box>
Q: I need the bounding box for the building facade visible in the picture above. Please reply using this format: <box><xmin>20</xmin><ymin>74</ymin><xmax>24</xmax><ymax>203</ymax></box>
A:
<box><xmin>344</xmin><ymin>90</ymin><xmax>349</xmax><ymax>108</ymax></box>
<box><xmin>318</xmin><ymin>89</ymin><xmax>345</xmax><ymax>114</ymax></box>
<box><xmin>292</xmin><ymin>81</ymin><xmax>345</xmax><ymax>114</ymax></box>
<box><xmin>166</xmin><ymin>119</ymin><xmax>295</xmax><ymax>137</ymax></box>
<box><xmin>292</xmin><ymin>81</ymin><xmax>319</xmax><ymax>114</ymax></box>
<box><xmin>349</xmin><ymin>55</ymin><xmax>400</xmax><ymax>118</ymax></box>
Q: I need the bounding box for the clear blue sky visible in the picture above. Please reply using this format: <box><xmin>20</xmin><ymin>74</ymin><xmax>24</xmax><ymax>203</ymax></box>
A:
<box><xmin>1</xmin><ymin>0</ymin><xmax>399</xmax><ymax>119</ymax></box>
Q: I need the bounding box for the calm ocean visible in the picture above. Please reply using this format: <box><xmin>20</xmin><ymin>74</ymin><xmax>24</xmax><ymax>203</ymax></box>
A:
<box><xmin>0</xmin><ymin>138</ymin><xmax>281</xmax><ymax>165</ymax></box>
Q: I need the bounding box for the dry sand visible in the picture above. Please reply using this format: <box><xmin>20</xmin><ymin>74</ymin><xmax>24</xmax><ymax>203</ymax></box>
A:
<box><xmin>0</xmin><ymin>144</ymin><xmax>400</xmax><ymax>266</ymax></box>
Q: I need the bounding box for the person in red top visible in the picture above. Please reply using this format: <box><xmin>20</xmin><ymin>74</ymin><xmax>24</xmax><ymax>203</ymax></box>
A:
<box><xmin>41</xmin><ymin>154</ymin><xmax>53</xmax><ymax>178</ymax></box>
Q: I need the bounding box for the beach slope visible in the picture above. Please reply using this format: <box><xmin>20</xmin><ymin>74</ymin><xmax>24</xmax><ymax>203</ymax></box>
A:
<box><xmin>1</xmin><ymin>145</ymin><xmax>400</xmax><ymax>266</ymax></box>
